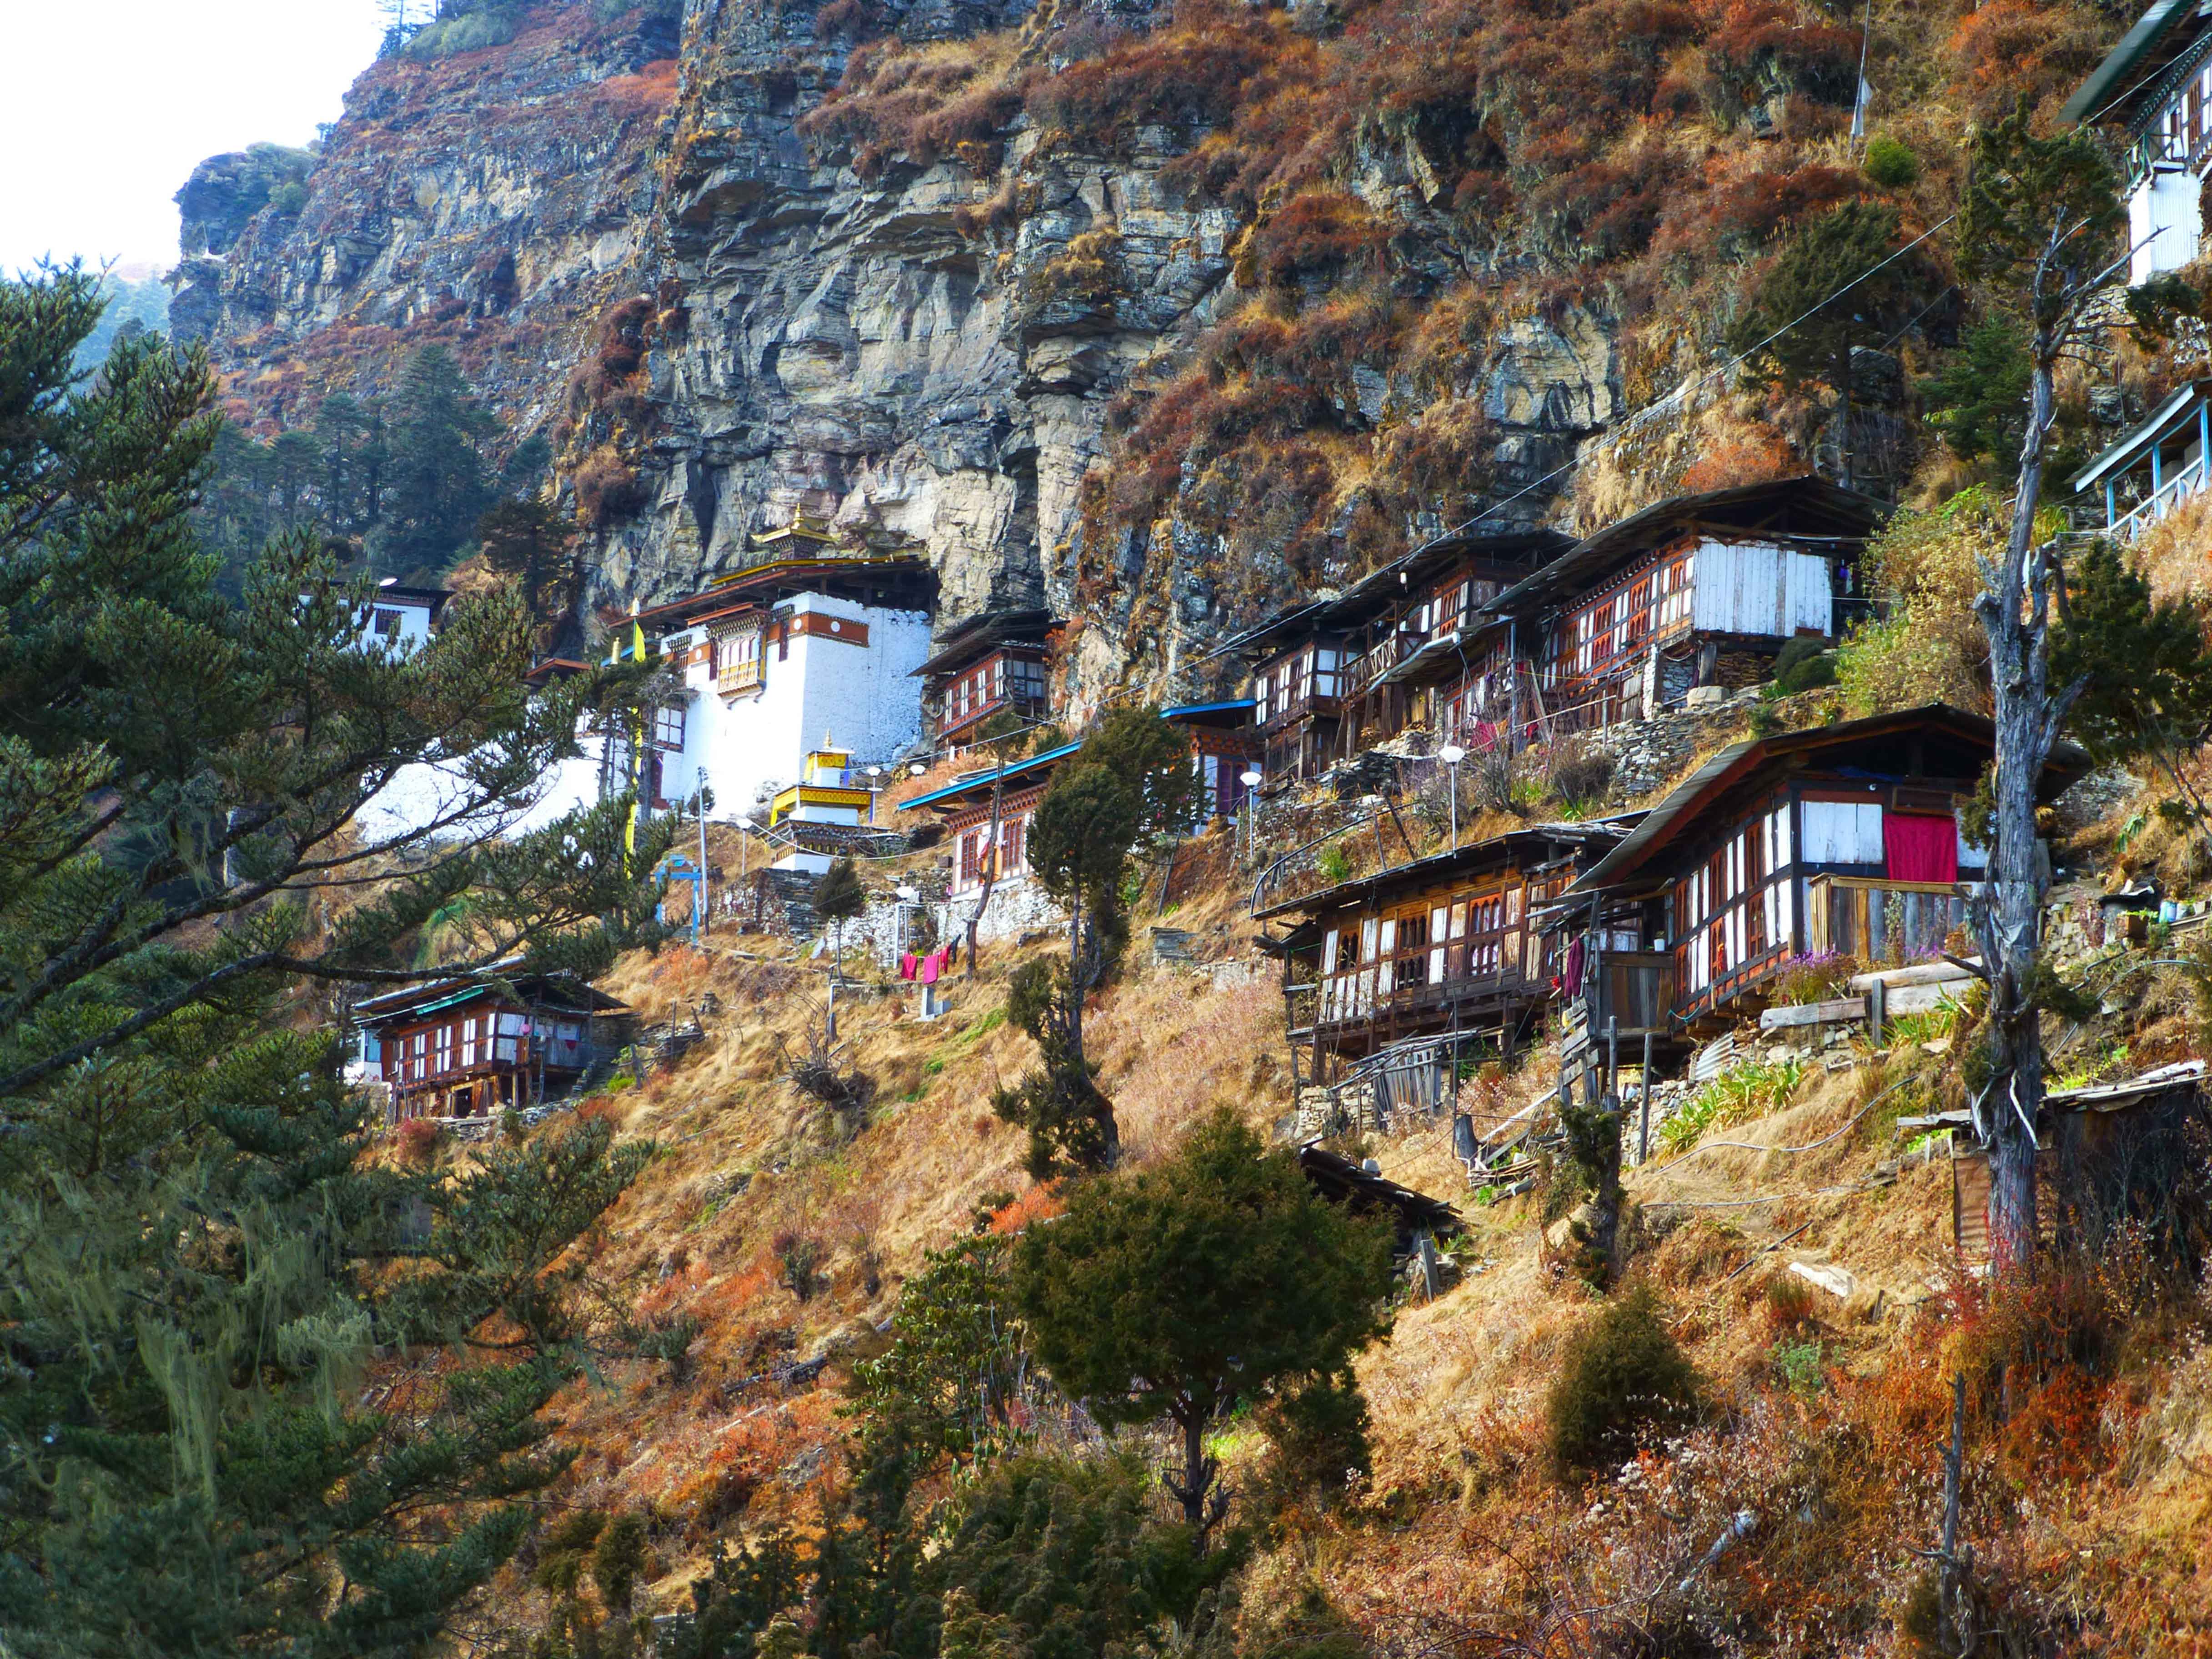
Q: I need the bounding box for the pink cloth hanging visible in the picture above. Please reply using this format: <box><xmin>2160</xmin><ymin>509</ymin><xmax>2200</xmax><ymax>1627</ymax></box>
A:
<box><xmin>918</xmin><ymin>950</ymin><xmax>943</xmax><ymax>985</ymax></box>
<box><xmin>1884</xmin><ymin>814</ymin><xmax>1959</xmax><ymax>884</ymax></box>
<box><xmin>899</xmin><ymin>952</ymin><xmax>919</xmax><ymax>981</ymax></box>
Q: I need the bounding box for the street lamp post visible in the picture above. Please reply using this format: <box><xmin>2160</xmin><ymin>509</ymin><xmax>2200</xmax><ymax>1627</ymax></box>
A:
<box><xmin>1239</xmin><ymin>769</ymin><xmax>1264</xmax><ymax>863</ymax></box>
<box><xmin>1438</xmin><ymin>744</ymin><xmax>1467</xmax><ymax>849</ymax></box>
<box><xmin>865</xmin><ymin>764</ymin><xmax>882</xmax><ymax>823</ymax></box>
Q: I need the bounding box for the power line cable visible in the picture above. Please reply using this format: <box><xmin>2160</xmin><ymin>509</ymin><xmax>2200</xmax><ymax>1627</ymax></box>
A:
<box><xmin>1182</xmin><ymin>214</ymin><xmax>1961</xmax><ymax>677</ymax></box>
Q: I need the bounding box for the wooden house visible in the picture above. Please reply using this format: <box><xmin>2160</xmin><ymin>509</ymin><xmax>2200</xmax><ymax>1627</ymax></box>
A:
<box><xmin>900</xmin><ymin>704</ymin><xmax>1266</xmax><ymax>905</ymax></box>
<box><xmin>1259</xmin><ymin>821</ymin><xmax>1633</xmax><ymax>1086</ymax></box>
<box><xmin>1477</xmin><ymin>477</ymin><xmax>1882</xmax><ymax>736</ymax></box>
<box><xmin>1162</xmin><ymin>699</ymin><xmax>1263</xmax><ymax>819</ymax></box>
<box><xmin>2064</xmin><ymin>0</ymin><xmax>2212</xmax><ymax>284</ymax></box>
<box><xmin>354</xmin><ymin>971</ymin><xmax>629</xmax><ymax>1121</ymax></box>
<box><xmin>913</xmin><ymin>608</ymin><xmax>1059</xmax><ymax>754</ymax></box>
<box><xmin>1234</xmin><ymin>527</ymin><xmax>1570</xmax><ymax>783</ymax></box>
<box><xmin>900</xmin><ymin>740</ymin><xmax>1083</xmax><ymax>903</ymax></box>
<box><xmin>1553</xmin><ymin>706</ymin><xmax>2089</xmax><ymax>1065</ymax></box>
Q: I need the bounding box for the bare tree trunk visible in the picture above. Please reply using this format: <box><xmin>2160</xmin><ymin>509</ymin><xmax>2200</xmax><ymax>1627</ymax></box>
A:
<box><xmin>1168</xmin><ymin>1398</ymin><xmax>1223</xmax><ymax>1552</ymax></box>
<box><xmin>1976</xmin><ymin>342</ymin><xmax>2078</xmax><ymax>1277</ymax></box>
<box><xmin>1066</xmin><ymin>884</ymin><xmax>1085</xmax><ymax>1065</ymax></box>
<box><xmin>1936</xmin><ymin>1370</ymin><xmax>1977</xmax><ymax>1658</ymax></box>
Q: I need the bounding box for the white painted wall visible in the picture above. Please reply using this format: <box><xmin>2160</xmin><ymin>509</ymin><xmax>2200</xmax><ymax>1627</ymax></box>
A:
<box><xmin>2131</xmin><ymin>166</ymin><xmax>2202</xmax><ymax>286</ymax></box>
<box><xmin>654</xmin><ymin>590</ymin><xmax>930</xmax><ymax>821</ymax></box>
<box><xmin>357</xmin><ymin>590</ymin><xmax>928</xmax><ymax>844</ymax></box>
<box><xmin>358</xmin><ymin>593</ymin><xmax>437</xmax><ymax>654</ymax></box>
<box><xmin>1690</xmin><ymin>540</ymin><xmax>1833</xmax><ymax>638</ymax></box>
<box><xmin>358</xmin><ymin>718</ymin><xmax>609</xmax><ymax>843</ymax></box>
<box><xmin>1799</xmin><ymin>800</ymin><xmax>1885</xmax><ymax>865</ymax></box>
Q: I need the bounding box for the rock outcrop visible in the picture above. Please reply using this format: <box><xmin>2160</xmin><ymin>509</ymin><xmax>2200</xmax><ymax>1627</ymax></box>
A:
<box><xmin>180</xmin><ymin>0</ymin><xmax>1631</xmax><ymax>710</ymax></box>
<box><xmin>171</xmin><ymin>0</ymin><xmax>680</xmax><ymax>434</ymax></box>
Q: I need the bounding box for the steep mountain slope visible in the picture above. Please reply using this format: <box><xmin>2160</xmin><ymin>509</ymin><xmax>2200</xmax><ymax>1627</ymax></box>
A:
<box><xmin>178</xmin><ymin>0</ymin><xmax>2121</xmax><ymax>707</ymax></box>
<box><xmin>174</xmin><ymin>0</ymin><xmax>680</xmax><ymax>437</ymax></box>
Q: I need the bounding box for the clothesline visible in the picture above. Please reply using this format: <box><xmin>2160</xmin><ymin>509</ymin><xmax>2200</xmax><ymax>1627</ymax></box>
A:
<box><xmin>899</xmin><ymin>941</ymin><xmax>960</xmax><ymax>984</ymax></box>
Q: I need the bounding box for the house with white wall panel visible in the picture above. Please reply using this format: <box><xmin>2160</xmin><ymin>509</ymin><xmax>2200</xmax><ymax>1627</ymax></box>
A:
<box><xmin>2065</xmin><ymin>0</ymin><xmax>2212</xmax><ymax>283</ymax></box>
<box><xmin>1221</xmin><ymin>478</ymin><xmax>1880</xmax><ymax>772</ymax></box>
<box><xmin>1481</xmin><ymin>476</ymin><xmax>1882</xmax><ymax>733</ymax></box>
<box><xmin>355</xmin><ymin>582</ymin><xmax>448</xmax><ymax>654</ymax></box>
<box><xmin>546</xmin><ymin>523</ymin><xmax>934</xmax><ymax>849</ymax></box>
<box><xmin>1556</xmin><ymin>705</ymin><xmax>2090</xmax><ymax>1049</ymax></box>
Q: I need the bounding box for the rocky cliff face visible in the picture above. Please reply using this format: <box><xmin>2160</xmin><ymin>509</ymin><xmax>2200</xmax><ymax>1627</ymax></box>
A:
<box><xmin>593</xmin><ymin>0</ymin><xmax>1625</xmax><ymax>714</ymax></box>
<box><xmin>187</xmin><ymin>0</ymin><xmax>1927</xmax><ymax>713</ymax></box>
<box><xmin>597</xmin><ymin>0</ymin><xmax>1258</xmax><ymax>661</ymax></box>
<box><xmin>174</xmin><ymin>0</ymin><xmax>680</xmax><ymax>436</ymax></box>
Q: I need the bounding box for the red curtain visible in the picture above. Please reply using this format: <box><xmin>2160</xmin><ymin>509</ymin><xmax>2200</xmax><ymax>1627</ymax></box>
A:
<box><xmin>1884</xmin><ymin>813</ymin><xmax>1959</xmax><ymax>883</ymax></box>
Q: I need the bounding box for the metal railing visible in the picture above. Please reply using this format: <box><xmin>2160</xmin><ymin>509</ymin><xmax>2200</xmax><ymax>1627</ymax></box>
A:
<box><xmin>2111</xmin><ymin>455</ymin><xmax>2208</xmax><ymax>542</ymax></box>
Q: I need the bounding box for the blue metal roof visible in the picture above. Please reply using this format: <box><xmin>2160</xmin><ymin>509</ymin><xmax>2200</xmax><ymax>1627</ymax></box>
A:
<box><xmin>899</xmin><ymin>740</ymin><xmax>1084</xmax><ymax>810</ymax></box>
<box><xmin>1162</xmin><ymin>699</ymin><xmax>1257</xmax><ymax>718</ymax></box>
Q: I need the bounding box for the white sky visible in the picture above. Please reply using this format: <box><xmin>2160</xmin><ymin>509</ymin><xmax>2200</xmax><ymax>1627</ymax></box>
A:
<box><xmin>0</xmin><ymin>0</ymin><xmax>392</xmax><ymax>277</ymax></box>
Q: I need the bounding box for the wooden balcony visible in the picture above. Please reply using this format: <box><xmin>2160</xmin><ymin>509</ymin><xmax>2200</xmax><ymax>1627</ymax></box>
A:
<box><xmin>1302</xmin><ymin>963</ymin><xmax>1541</xmax><ymax>1050</ymax></box>
<box><xmin>1564</xmin><ymin>951</ymin><xmax>1677</xmax><ymax>1049</ymax></box>
<box><xmin>1805</xmin><ymin>875</ymin><xmax>1970</xmax><ymax>965</ymax></box>
<box><xmin>942</xmin><ymin>690</ymin><xmax>1047</xmax><ymax>742</ymax></box>
<box><xmin>1262</xmin><ymin>678</ymin><xmax>1347</xmax><ymax>725</ymax></box>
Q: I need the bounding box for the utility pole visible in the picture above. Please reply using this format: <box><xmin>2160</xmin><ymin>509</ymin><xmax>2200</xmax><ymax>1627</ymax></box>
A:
<box><xmin>695</xmin><ymin>771</ymin><xmax>709</xmax><ymax>941</ymax></box>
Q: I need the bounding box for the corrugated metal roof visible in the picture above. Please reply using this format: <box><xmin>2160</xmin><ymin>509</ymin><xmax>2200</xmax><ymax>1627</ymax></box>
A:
<box><xmin>910</xmin><ymin>608</ymin><xmax>1060</xmax><ymax>678</ymax></box>
<box><xmin>2071</xmin><ymin>380</ymin><xmax>2212</xmax><ymax>492</ymax></box>
<box><xmin>1217</xmin><ymin>528</ymin><xmax>1571</xmax><ymax>661</ymax></box>
<box><xmin>1162</xmin><ymin>698</ymin><xmax>1258</xmax><ymax>719</ymax></box>
<box><xmin>2060</xmin><ymin>0</ymin><xmax>2198</xmax><ymax>126</ymax></box>
<box><xmin>1478</xmin><ymin>477</ymin><xmax>1882</xmax><ymax>622</ymax></box>
<box><xmin>1254</xmin><ymin>820</ymin><xmax>1636</xmax><ymax>921</ymax></box>
<box><xmin>897</xmin><ymin>741</ymin><xmax>1084</xmax><ymax>811</ymax></box>
<box><xmin>2046</xmin><ymin>1059</ymin><xmax>2206</xmax><ymax>1110</ymax></box>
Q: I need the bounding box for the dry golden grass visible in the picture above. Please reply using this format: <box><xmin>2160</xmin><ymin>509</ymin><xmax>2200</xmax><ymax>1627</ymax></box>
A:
<box><xmin>2132</xmin><ymin>489</ymin><xmax>2212</xmax><ymax>607</ymax></box>
<box><xmin>469</xmin><ymin>832</ymin><xmax>2212</xmax><ymax>1644</ymax></box>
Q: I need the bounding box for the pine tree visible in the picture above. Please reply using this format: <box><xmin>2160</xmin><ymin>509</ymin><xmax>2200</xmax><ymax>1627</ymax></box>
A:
<box><xmin>315</xmin><ymin>390</ymin><xmax>386</xmax><ymax>532</ymax></box>
<box><xmin>995</xmin><ymin>709</ymin><xmax>1198</xmax><ymax>1176</ymax></box>
<box><xmin>1014</xmin><ymin>1111</ymin><xmax>1393</xmax><ymax>1549</ymax></box>
<box><xmin>0</xmin><ymin>266</ymin><xmax>671</xmax><ymax>1656</ymax></box>
<box><xmin>1731</xmin><ymin>200</ymin><xmax>1928</xmax><ymax>490</ymax></box>
<box><xmin>2053</xmin><ymin>541</ymin><xmax>2212</xmax><ymax>836</ymax></box>
<box><xmin>1921</xmin><ymin>313</ymin><xmax>2033</xmax><ymax>464</ymax></box>
<box><xmin>378</xmin><ymin>345</ymin><xmax>495</xmax><ymax>576</ymax></box>
<box><xmin>813</xmin><ymin>854</ymin><xmax>866</xmax><ymax>966</ymax></box>
<box><xmin>477</xmin><ymin>491</ymin><xmax>583</xmax><ymax>653</ymax></box>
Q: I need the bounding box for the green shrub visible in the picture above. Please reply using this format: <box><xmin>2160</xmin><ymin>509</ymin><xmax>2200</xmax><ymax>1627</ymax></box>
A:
<box><xmin>1543</xmin><ymin>1283</ymin><xmax>1702</xmax><ymax>1479</ymax></box>
<box><xmin>1771</xmin><ymin>634</ymin><xmax>1838</xmax><ymax>694</ymax></box>
<box><xmin>591</xmin><ymin>1513</ymin><xmax>649</xmax><ymax>1610</ymax></box>
<box><xmin>1316</xmin><ymin>844</ymin><xmax>1353</xmax><ymax>885</ymax></box>
<box><xmin>268</xmin><ymin>182</ymin><xmax>309</xmax><ymax>219</ymax></box>
<box><xmin>1659</xmin><ymin>1055</ymin><xmax>1805</xmax><ymax>1154</ymax></box>
<box><xmin>1863</xmin><ymin>136</ymin><xmax>1920</xmax><ymax>189</ymax></box>
<box><xmin>404</xmin><ymin>2</ymin><xmax>523</xmax><ymax>57</ymax></box>
<box><xmin>923</xmin><ymin>1458</ymin><xmax>1236</xmax><ymax>1648</ymax></box>
<box><xmin>1770</xmin><ymin>1335</ymin><xmax>1826</xmax><ymax>1397</ymax></box>
<box><xmin>1258</xmin><ymin>1367</ymin><xmax>1373</xmax><ymax>1506</ymax></box>
<box><xmin>530</xmin><ymin>1511</ymin><xmax>606</xmax><ymax>1594</ymax></box>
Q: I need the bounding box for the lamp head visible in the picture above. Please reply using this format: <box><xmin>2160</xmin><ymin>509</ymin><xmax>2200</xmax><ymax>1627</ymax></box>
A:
<box><xmin>1240</xmin><ymin>769</ymin><xmax>1263</xmax><ymax>786</ymax></box>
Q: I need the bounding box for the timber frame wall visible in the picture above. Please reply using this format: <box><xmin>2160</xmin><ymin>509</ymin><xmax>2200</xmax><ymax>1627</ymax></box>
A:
<box><xmin>1266</xmin><ymin>829</ymin><xmax>1621</xmax><ymax>1086</ymax></box>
